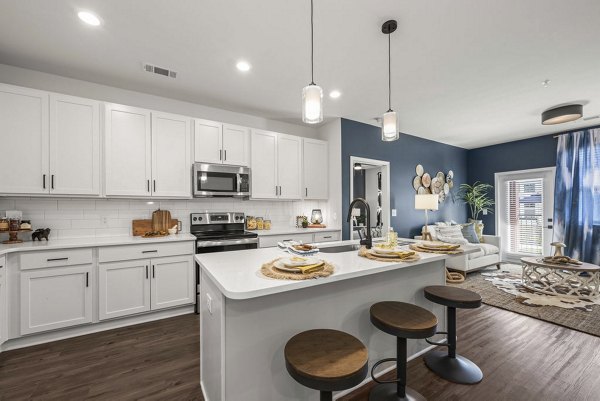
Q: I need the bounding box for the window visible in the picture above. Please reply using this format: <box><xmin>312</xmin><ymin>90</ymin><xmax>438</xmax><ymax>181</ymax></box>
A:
<box><xmin>506</xmin><ymin>178</ymin><xmax>544</xmax><ymax>255</ymax></box>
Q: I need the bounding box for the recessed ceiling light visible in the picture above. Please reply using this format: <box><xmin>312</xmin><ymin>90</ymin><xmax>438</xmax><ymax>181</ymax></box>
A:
<box><xmin>329</xmin><ymin>90</ymin><xmax>341</xmax><ymax>99</ymax></box>
<box><xmin>541</xmin><ymin>79</ymin><xmax>551</xmax><ymax>88</ymax></box>
<box><xmin>78</xmin><ymin>11</ymin><xmax>101</xmax><ymax>26</ymax></box>
<box><xmin>236</xmin><ymin>61</ymin><xmax>251</xmax><ymax>72</ymax></box>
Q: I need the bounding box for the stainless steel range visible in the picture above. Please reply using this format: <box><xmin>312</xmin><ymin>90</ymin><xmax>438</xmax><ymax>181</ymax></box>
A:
<box><xmin>191</xmin><ymin>212</ymin><xmax>258</xmax><ymax>313</ymax></box>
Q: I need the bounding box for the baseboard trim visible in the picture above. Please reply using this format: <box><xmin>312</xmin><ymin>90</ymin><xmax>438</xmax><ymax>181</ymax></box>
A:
<box><xmin>1</xmin><ymin>305</ymin><xmax>194</xmax><ymax>353</ymax></box>
<box><xmin>333</xmin><ymin>341</ymin><xmax>445</xmax><ymax>400</ymax></box>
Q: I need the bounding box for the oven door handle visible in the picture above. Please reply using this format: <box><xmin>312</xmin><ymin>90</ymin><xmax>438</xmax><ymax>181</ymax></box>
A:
<box><xmin>196</xmin><ymin>237</ymin><xmax>259</xmax><ymax>248</ymax></box>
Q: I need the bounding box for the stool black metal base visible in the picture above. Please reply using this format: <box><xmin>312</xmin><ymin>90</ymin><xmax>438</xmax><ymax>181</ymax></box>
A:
<box><xmin>320</xmin><ymin>390</ymin><xmax>333</xmax><ymax>401</ymax></box>
<box><xmin>369</xmin><ymin>383</ymin><xmax>426</xmax><ymax>401</ymax></box>
<box><xmin>424</xmin><ymin>350</ymin><xmax>483</xmax><ymax>384</ymax></box>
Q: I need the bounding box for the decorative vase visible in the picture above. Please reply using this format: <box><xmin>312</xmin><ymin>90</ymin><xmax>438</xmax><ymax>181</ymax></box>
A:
<box><xmin>469</xmin><ymin>218</ymin><xmax>484</xmax><ymax>240</ymax></box>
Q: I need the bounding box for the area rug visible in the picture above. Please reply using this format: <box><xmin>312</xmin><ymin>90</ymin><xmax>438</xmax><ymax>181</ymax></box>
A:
<box><xmin>452</xmin><ymin>264</ymin><xmax>600</xmax><ymax>337</ymax></box>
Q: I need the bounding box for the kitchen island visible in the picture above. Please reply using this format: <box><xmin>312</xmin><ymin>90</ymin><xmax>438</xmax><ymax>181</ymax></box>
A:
<box><xmin>196</xmin><ymin>241</ymin><xmax>451</xmax><ymax>401</ymax></box>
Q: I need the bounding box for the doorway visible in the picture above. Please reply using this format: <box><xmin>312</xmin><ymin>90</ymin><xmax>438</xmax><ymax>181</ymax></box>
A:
<box><xmin>349</xmin><ymin>157</ymin><xmax>390</xmax><ymax>240</ymax></box>
<box><xmin>495</xmin><ymin>167</ymin><xmax>555</xmax><ymax>261</ymax></box>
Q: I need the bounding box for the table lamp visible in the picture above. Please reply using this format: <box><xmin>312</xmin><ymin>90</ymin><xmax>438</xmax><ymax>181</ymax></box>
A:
<box><xmin>415</xmin><ymin>194</ymin><xmax>439</xmax><ymax>241</ymax></box>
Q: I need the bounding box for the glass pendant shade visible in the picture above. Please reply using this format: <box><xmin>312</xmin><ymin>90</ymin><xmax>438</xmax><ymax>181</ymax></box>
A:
<box><xmin>381</xmin><ymin>111</ymin><xmax>399</xmax><ymax>141</ymax></box>
<box><xmin>302</xmin><ymin>84</ymin><xmax>323</xmax><ymax>124</ymax></box>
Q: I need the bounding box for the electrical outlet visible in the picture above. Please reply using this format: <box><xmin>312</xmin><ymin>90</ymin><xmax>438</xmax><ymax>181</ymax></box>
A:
<box><xmin>206</xmin><ymin>293</ymin><xmax>213</xmax><ymax>315</ymax></box>
<box><xmin>482</xmin><ymin>209</ymin><xmax>488</xmax><ymax>216</ymax></box>
<box><xmin>102</xmin><ymin>216</ymin><xmax>108</xmax><ymax>225</ymax></box>
<box><xmin>392</xmin><ymin>209</ymin><xmax>397</xmax><ymax>217</ymax></box>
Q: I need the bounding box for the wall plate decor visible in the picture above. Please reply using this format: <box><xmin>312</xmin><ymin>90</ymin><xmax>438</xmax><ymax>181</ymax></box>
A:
<box><xmin>443</xmin><ymin>183</ymin><xmax>450</xmax><ymax>195</ymax></box>
<box><xmin>411</xmin><ymin>166</ymin><xmax>456</xmax><ymax>204</ymax></box>
<box><xmin>413</xmin><ymin>176</ymin><xmax>422</xmax><ymax>190</ymax></box>
<box><xmin>447</xmin><ymin>170</ymin><xmax>454</xmax><ymax>181</ymax></box>
<box><xmin>416</xmin><ymin>164</ymin><xmax>424</xmax><ymax>176</ymax></box>
<box><xmin>417</xmin><ymin>186</ymin><xmax>427</xmax><ymax>194</ymax></box>
<box><xmin>421</xmin><ymin>173</ymin><xmax>431</xmax><ymax>188</ymax></box>
<box><xmin>436</xmin><ymin>171</ymin><xmax>445</xmax><ymax>183</ymax></box>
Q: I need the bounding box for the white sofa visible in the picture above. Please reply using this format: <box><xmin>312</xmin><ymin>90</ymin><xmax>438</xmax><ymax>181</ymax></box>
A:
<box><xmin>417</xmin><ymin>224</ymin><xmax>502</xmax><ymax>275</ymax></box>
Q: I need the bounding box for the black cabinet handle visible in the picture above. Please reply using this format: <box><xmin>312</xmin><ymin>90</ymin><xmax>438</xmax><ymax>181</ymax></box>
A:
<box><xmin>152</xmin><ymin>265</ymin><xmax>155</xmax><ymax>278</ymax></box>
<box><xmin>85</xmin><ymin>272</ymin><xmax>89</xmax><ymax>287</ymax></box>
<box><xmin>42</xmin><ymin>174</ymin><xmax>46</xmax><ymax>189</ymax></box>
<box><xmin>224</xmin><ymin>149</ymin><xmax>227</xmax><ymax>161</ymax></box>
<box><xmin>323</xmin><ymin>236</ymin><xmax>332</xmax><ymax>239</ymax></box>
<box><xmin>279</xmin><ymin>186</ymin><xmax>282</xmax><ymax>196</ymax></box>
<box><xmin>153</xmin><ymin>180</ymin><xmax>156</xmax><ymax>192</ymax></box>
<box><xmin>47</xmin><ymin>257</ymin><xmax>68</xmax><ymax>262</ymax></box>
<box><xmin>305</xmin><ymin>188</ymin><xmax>308</xmax><ymax>197</ymax></box>
<box><xmin>51</xmin><ymin>175</ymin><xmax>54</xmax><ymax>189</ymax></box>
<box><xmin>147</xmin><ymin>180</ymin><xmax>150</xmax><ymax>192</ymax></box>
<box><xmin>146</xmin><ymin>265</ymin><xmax>149</xmax><ymax>279</ymax></box>
<box><xmin>220</xmin><ymin>149</ymin><xmax>222</xmax><ymax>160</ymax></box>
<box><xmin>142</xmin><ymin>250</ymin><xmax>158</xmax><ymax>253</ymax></box>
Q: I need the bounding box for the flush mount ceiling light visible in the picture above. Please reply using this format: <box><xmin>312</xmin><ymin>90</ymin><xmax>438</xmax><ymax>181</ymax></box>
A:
<box><xmin>329</xmin><ymin>90</ymin><xmax>341</xmax><ymax>99</ymax></box>
<box><xmin>302</xmin><ymin>0</ymin><xmax>323</xmax><ymax>124</ymax></box>
<box><xmin>236</xmin><ymin>60</ymin><xmax>251</xmax><ymax>72</ymax></box>
<box><xmin>381</xmin><ymin>20</ymin><xmax>399</xmax><ymax>141</ymax></box>
<box><xmin>354</xmin><ymin>163</ymin><xmax>362</xmax><ymax>170</ymax></box>
<box><xmin>78</xmin><ymin>11</ymin><xmax>101</xmax><ymax>26</ymax></box>
<box><xmin>541</xmin><ymin>104</ymin><xmax>583</xmax><ymax>125</ymax></box>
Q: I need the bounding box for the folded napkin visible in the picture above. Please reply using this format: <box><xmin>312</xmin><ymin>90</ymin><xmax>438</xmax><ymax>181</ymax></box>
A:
<box><xmin>296</xmin><ymin>261</ymin><xmax>325</xmax><ymax>274</ymax></box>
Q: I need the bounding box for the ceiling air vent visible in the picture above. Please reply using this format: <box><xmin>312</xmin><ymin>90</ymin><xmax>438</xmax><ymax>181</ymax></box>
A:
<box><xmin>583</xmin><ymin>115</ymin><xmax>600</xmax><ymax>121</ymax></box>
<box><xmin>143</xmin><ymin>63</ymin><xmax>177</xmax><ymax>79</ymax></box>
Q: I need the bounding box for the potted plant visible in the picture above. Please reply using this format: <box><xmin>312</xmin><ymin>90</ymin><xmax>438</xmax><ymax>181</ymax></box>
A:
<box><xmin>457</xmin><ymin>182</ymin><xmax>494</xmax><ymax>238</ymax></box>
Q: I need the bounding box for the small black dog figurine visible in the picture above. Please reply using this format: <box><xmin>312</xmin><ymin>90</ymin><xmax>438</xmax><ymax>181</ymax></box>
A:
<box><xmin>32</xmin><ymin>228</ymin><xmax>51</xmax><ymax>241</ymax></box>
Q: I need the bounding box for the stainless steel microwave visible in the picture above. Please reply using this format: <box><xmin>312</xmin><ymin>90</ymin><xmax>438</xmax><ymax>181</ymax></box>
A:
<box><xmin>193</xmin><ymin>163</ymin><xmax>251</xmax><ymax>198</ymax></box>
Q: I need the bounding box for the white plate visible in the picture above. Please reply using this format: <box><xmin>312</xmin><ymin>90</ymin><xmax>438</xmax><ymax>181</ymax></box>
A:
<box><xmin>371</xmin><ymin>245</ymin><xmax>404</xmax><ymax>254</ymax></box>
<box><xmin>279</xmin><ymin>256</ymin><xmax>320</xmax><ymax>267</ymax></box>
<box><xmin>274</xmin><ymin>259</ymin><xmax>324</xmax><ymax>272</ymax></box>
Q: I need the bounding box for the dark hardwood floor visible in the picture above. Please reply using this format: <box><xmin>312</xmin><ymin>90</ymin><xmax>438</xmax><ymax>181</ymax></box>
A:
<box><xmin>1</xmin><ymin>305</ymin><xmax>599</xmax><ymax>400</ymax></box>
<box><xmin>0</xmin><ymin>314</ymin><xmax>202</xmax><ymax>401</ymax></box>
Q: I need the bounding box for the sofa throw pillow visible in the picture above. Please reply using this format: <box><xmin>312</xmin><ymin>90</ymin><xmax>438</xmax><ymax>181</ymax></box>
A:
<box><xmin>436</xmin><ymin>225</ymin><xmax>468</xmax><ymax>245</ymax></box>
<box><xmin>461</xmin><ymin>223</ymin><xmax>480</xmax><ymax>244</ymax></box>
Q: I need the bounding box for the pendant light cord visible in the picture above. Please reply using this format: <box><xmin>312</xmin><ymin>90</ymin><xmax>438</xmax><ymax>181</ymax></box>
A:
<box><xmin>310</xmin><ymin>0</ymin><xmax>315</xmax><ymax>85</ymax></box>
<box><xmin>388</xmin><ymin>31</ymin><xmax>392</xmax><ymax>112</ymax></box>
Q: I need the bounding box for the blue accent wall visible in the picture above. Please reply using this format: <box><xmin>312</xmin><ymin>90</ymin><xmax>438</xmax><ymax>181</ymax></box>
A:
<box><xmin>467</xmin><ymin>134</ymin><xmax>557</xmax><ymax>234</ymax></box>
<box><xmin>341</xmin><ymin>119</ymin><xmax>468</xmax><ymax>239</ymax></box>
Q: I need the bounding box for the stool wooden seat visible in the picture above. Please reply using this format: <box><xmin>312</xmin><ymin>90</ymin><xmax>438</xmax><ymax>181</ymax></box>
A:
<box><xmin>369</xmin><ymin>302</ymin><xmax>438</xmax><ymax>401</ymax></box>
<box><xmin>424</xmin><ymin>285</ymin><xmax>481</xmax><ymax>309</ymax></box>
<box><xmin>285</xmin><ymin>329</ymin><xmax>368</xmax><ymax>401</ymax></box>
<box><xmin>423</xmin><ymin>285</ymin><xmax>483</xmax><ymax>385</ymax></box>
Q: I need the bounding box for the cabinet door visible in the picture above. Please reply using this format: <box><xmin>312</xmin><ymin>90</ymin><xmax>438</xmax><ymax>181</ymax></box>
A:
<box><xmin>99</xmin><ymin>259</ymin><xmax>151</xmax><ymax>320</ymax></box>
<box><xmin>0</xmin><ymin>84</ymin><xmax>49</xmax><ymax>194</ymax></box>
<box><xmin>222</xmin><ymin>124</ymin><xmax>249</xmax><ymax>166</ymax></box>
<box><xmin>150</xmin><ymin>255</ymin><xmax>194</xmax><ymax>310</ymax></box>
<box><xmin>277</xmin><ymin>134</ymin><xmax>302</xmax><ymax>200</ymax></box>
<box><xmin>49</xmin><ymin>94</ymin><xmax>100</xmax><ymax>195</ymax></box>
<box><xmin>151</xmin><ymin>112</ymin><xmax>191</xmax><ymax>198</ymax></box>
<box><xmin>303</xmin><ymin>138</ymin><xmax>328</xmax><ymax>199</ymax></box>
<box><xmin>194</xmin><ymin>119</ymin><xmax>223</xmax><ymax>164</ymax></box>
<box><xmin>0</xmin><ymin>257</ymin><xmax>5</xmax><ymax>345</ymax></box>
<box><xmin>105</xmin><ymin>103</ymin><xmax>152</xmax><ymax>197</ymax></box>
<box><xmin>20</xmin><ymin>265</ymin><xmax>93</xmax><ymax>335</ymax></box>
<box><xmin>250</xmin><ymin>130</ymin><xmax>278</xmax><ymax>199</ymax></box>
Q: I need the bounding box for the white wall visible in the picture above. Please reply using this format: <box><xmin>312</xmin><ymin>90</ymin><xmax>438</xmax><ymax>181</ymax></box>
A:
<box><xmin>317</xmin><ymin>118</ymin><xmax>342</xmax><ymax>229</ymax></box>
<box><xmin>0</xmin><ymin>63</ymin><xmax>319</xmax><ymax>138</ymax></box>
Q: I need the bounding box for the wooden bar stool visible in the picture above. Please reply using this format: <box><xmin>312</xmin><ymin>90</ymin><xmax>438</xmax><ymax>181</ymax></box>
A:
<box><xmin>369</xmin><ymin>302</ymin><xmax>438</xmax><ymax>401</ymax></box>
<box><xmin>285</xmin><ymin>329</ymin><xmax>368</xmax><ymax>401</ymax></box>
<box><xmin>423</xmin><ymin>285</ymin><xmax>483</xmax><ymax>384</ymax></box>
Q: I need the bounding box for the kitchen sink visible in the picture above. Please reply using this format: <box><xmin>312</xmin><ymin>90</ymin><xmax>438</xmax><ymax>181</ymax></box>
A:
<box><xmin>319</xmin><ymin>244</ymin><xmax>361</xmax><ymax>253</ymax></box>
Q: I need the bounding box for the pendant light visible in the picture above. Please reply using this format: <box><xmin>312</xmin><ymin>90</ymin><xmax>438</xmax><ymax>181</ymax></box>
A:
<box><xmin>302</xmin><ymin>0</ymin><xmax>323</xmax><ymax>124</ymax></box>
<box><xmin>381</xmin><ymin>20</ymin><xmax>399</xmax><ymax>141</ymax></box>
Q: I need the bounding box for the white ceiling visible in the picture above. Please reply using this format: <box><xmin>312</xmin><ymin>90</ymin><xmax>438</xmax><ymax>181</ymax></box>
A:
<box><xmin>1</xmin><ymin>0</ymin><xmax>599</xmax><ymax>149</ymax></box>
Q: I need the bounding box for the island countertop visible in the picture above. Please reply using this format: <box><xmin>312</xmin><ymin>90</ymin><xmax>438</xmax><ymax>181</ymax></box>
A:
<box><xmin>195</xmin><ymin>240</ymin><xmax>451</xmax><ymax>300</ymax></box>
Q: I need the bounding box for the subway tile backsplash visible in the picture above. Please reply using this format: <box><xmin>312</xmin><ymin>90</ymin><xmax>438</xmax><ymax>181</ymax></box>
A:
<box><xmin>0</xmin><ymin>198</ymin><xmax>330</xmax><ymax>240</ymax></box>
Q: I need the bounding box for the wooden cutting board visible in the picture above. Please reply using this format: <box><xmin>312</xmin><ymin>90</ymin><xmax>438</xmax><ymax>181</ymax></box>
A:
<box><xmin>132</xmin><ymin>219</ymin><xmax>179</xmax><ymax>236</ymax></box>
<box><xmin>152</xmin><ymin>209</ymin><xmax>172</xmax><ymax>232</ymax></box>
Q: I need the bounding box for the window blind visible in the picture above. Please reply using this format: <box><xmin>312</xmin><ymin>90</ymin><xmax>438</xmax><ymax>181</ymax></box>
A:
<box><xmin>505</xmin><ymin>178</ymin><xmax>544</xmax><ymax>254</ymax></box>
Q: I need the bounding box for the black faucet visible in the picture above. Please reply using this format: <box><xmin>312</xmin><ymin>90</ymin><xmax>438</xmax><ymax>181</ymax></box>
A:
<box><xmin>347</xmin><ymin>198</ymin><xmax>372</xmax><ymax>249</ymax></box>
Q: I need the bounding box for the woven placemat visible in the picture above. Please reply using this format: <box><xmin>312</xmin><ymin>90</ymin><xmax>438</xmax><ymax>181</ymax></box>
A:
<box><xmin>358</xmin><ymin>246</ymin><xmax>421</xmax><ymax>263</ymax></box>
<box><xmin>261</xmin><ymin>258</ymin><xmax>334</xmax><ymax>280</ymax></box>
<box><xmin>409</xmin><ymin>243</ymin><xmax>464</xmax><ymax>255</ymax></box>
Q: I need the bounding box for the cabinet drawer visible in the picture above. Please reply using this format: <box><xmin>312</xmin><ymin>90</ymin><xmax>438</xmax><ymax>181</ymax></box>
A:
<box><xmin>313</xmin><ymin>231</ymin><xmax>340</xmax><ymax>243</ymax></box>
<box><xmin>258</xmin><ymin>233</ymin><xmax>314</xmax><ymax>248</ymax></box>
<box><xmin>98</xmin><ymin>241</ymin><xmax>195</xmax><ymax>263</ymax></box>
<box><xmin>20</xmin><ymin>248</ymin><xmax>93</xmax><ymax>270</ymax></box>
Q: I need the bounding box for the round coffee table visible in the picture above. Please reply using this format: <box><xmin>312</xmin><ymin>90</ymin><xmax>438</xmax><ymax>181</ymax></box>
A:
<box><xmin>521</xmin><ymin>257</ymin><xmax>600</xmax><ymax>299</ymax></box>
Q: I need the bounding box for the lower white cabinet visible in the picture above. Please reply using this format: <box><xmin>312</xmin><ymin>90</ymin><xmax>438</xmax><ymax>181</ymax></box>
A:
<box><xmin>20</xmin><ymin>264</ymin><xmax>93</xmax><ymax>335</ymax></box>
<box><xmin>99</xmin><ymin>255</ymin><xmax>194</xmax><ymax>321</ymax></box>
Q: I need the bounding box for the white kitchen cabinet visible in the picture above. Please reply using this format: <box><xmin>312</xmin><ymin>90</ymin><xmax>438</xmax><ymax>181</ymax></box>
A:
<box><xmin>222</xmin><ymin>124</ymin><xmax>249</xmax><ymax>166</ymax></box>
<box><xmin>151</xmin><ymin>112</ymin><xmax>191</xmax><ymax>198</ymax></box>
<box><xmin>277</xmin><ymin>134</ymin><xmax>302</xmax><ymax>199</ymax></box>
<box><xmin>251</xmin><ymin>130</ymin><xmax>278</xmax><ymax>199</ymax></box>
<box><xmin>150</xmin><ymin>255</ymin><xmax>194</xmax><ymax>310</ymax></box>
<box><xmin>20</xmin><ymin>264</ymin><xmax>93</xmax><ymax>335</ymax></box>
<box><xmin>194</xmin><ymin>119</ymin><xmax>223</xmax><ymax>164</ymax></box>
<box><xmin>0</xmin><ymin>256</ymin><xmax>5</xmax><ymax>346</ymax></box>
<box><xmin>0</xmin><ymin>84</ymin><xmax>49</xmax><ymax>194</ymax></box>
<box><xmin>105</xmin><ymin>103</ymin><xmax>152</xmax><ymax>197</ymax></box>
<box><xmin>99</xmin><ymin>259</ymin><xmax>151</xmax><ymax>320</ymax></box>
<box><xmin>302</xmin><ymin>138</ymin><xmax>328</xmax><ymax>200</ymax></box>
<box><xmin>49</xmin><ymin>94</ymin><xmax>101</xmax><ymax>196</ymax></box>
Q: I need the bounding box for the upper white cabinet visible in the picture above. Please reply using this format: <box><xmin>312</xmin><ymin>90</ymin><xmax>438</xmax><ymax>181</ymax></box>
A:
<box><xmin>105</xmin><ymin>103</ymin><xmax>152</xmax><ymax>197</ymax></box>
<box><xmin>0</xmin><ymin>84</ymin><xmax>49</xmax><ymax>194</ymax></box>
<box><xmin>302</xmin><ymin>138</ymin><xmax>328</xmax><ymax>199</ymax></box>
<box><xmin>250</xmin><ymin>130</ymin><xmax>302</xmax><ymax>200</ymax></box>
<box><xmin>49</xmin><ymin>94</ymin><xmax>100</xmax><ymax>195</ymax></box>
<box><xmin>151</xmin><ymin>112</ymin><xmax>191</xmax><ymax>197</ymax></box>
<box><xmin>194</xmin><ymin>119</ymin><xmax>249</xmax><ymax>166</ymax></box>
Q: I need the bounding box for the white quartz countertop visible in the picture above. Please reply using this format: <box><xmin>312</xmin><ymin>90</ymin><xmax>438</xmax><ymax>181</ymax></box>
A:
<box><xmin>196</xmin><ymin>240</ymin><xmax>451</xmax><ymax>300</ymax></box>
<box><xmin>253</xmin><ymin>227</ymin><xmax>342</xmax><ymax>237</ymax></box>
<box><xmin>0</xmin><ymin>233</ymin><xmax>197</xmax><ymax>256</ymax></box>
